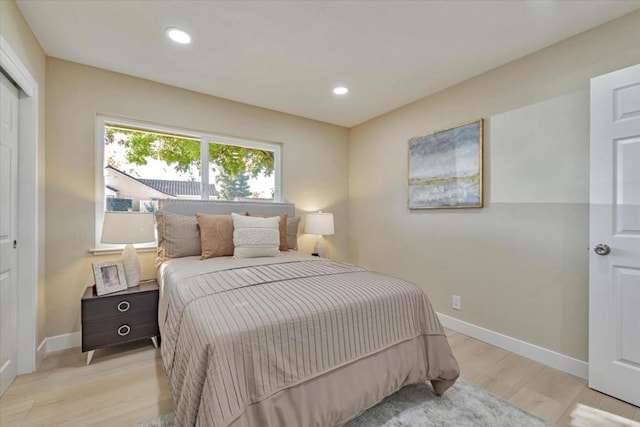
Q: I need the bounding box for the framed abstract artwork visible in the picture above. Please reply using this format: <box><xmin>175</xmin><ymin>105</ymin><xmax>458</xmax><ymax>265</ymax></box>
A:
<box><xmin>408</xmin><ymin>119</ymin><xmax>483</xmax><ymax>209</ymax></box>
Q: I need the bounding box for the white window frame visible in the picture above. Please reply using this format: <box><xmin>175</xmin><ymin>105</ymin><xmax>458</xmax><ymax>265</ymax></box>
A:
<box><xmin>93</xmin><ymin>115</ymin><xmax>282</xmax><ymax>252</ymax></box>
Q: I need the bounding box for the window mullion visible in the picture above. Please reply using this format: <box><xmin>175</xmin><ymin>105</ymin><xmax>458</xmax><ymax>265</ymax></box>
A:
<box><xmin>274</xmin><ymin>146</ymin><xmax>282</xmax><ymax>202</ymax></box>
<box><xmin>200</xmin><ymin>137</ymin><xmax>209</xmax><ymax>200</ymax></box>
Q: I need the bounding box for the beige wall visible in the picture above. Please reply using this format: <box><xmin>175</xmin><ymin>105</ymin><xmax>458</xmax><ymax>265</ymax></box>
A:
<box><xmin>45</xmin><ymin>58</ymin><xmax>349</xmax><ymax>337</ymax></box>
<box><xmin>349</xmin><ymin>11</ymin><xmax>640</xmax><ymax>361</ymax></box>
<box><xmin>25</xmin><ymin>4</ymin><xmax>640</xmax><ymax>362</ymax></box>
<box><xmin>0</xmin><ymin>0</ymin><xmax>47</xmax><ymax>345</ymax></box>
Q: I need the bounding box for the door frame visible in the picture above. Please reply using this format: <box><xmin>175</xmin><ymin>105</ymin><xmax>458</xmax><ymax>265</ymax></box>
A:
<box><xmin>0</xmin><ymin>34</ymin><xmax>39</xmax><ymax>374</ymax></box>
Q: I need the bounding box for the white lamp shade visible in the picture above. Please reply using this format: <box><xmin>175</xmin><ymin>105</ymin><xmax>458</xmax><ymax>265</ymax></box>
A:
<box><xmin>305</xmin><ymin>212</ymin><xmax>334</xmax><ymax>236</ymax></box>
<box><xmin>101</xmin><ymin>212</ymin><xmax>156</xmax><ymax>244</ymax></box>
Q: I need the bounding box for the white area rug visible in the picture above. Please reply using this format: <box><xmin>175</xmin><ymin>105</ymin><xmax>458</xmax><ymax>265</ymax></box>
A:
<box><xmin>139</xmin><ymin>379</ymin><xmax>552</xmax><ymax>427</ymax></box>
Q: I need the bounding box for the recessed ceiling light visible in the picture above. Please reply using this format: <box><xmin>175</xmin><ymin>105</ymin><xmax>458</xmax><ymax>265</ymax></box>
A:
<box><xmin>166</xmin><ymin>28</ymin><xmax>192</xmax><ymax>44</ymax></box>
<box><xmin>333</xmin><ymin>86</ymin><xmax>349</xmax><ymax>95</ymax></box>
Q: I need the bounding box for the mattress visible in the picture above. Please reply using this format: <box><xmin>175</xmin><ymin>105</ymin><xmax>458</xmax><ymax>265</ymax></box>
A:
<box><xmin>158</xmin><ymin>252</ymin><xmax>459</xmax><ymax>426</ymax></box>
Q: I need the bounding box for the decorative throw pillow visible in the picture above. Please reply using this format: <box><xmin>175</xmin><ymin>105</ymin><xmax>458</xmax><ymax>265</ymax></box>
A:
<box><xmin>286</xmin><ymin>216</ymin><xmax>301</xmax><ymax>250</ymax></box>
<box><xmin>156</xmin><ymin>212</ymin><xmax>201</xmax><ymax>265</ymax></box>
<box><xmin>196</xmin><ymin>213</ymin><xmax>236</xmax><ymax>259</ymax></box>
<box><xmin>248</xmin><ymin>212</ymin><xmax>289</xmax><ymax>251</ymax></box>
<box><xmin>231</xmin><ymin>213</ymin><xmax>280</xmax><ymax>258</ymax></box>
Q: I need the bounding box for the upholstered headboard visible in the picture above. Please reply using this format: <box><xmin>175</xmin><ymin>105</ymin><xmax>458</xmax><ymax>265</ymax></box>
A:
<box><xmin>154</xmin><ymin>200</ymin><xmax>300</xmax><ymax>264</ymax></box>
<box><xmin>158</xmin><ymin>199</ymin><xmax>295</xmax><ymax>218</ymax></box>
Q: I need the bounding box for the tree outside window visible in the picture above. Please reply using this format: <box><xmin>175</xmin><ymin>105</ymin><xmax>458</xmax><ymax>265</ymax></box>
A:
<box><xmin>103</xmin><ymin>124</ymin><xmax>277</xmax><ymax>212</ymax></box>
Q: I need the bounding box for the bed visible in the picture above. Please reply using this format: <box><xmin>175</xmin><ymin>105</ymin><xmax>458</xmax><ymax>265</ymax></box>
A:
<box><xmin>156</xmin><ymin>200</ymin><xmax>460</xmax><ymax>427</ymax></box>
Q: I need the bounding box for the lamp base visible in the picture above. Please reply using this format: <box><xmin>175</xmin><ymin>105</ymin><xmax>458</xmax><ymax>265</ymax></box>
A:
<box><xmin>121</xmin><ymin>244</ymin><xmax>141</xmax><ymax>288</ymax></box>
<box><xmin>314</xmin><ymin>239</ymin><xmax>326</xmax><ymax>258</ymax></box>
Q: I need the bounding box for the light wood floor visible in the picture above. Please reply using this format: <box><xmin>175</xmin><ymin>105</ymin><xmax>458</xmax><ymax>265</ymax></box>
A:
<box><xmin>2</xmin><ymin>330</ymin><xmax>639</xmax><ymax>426</ymax></box>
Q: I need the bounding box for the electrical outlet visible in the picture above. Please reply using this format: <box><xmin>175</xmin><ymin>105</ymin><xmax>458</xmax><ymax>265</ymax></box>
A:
<box><xmin>452</xmin><ymin>295</ymin><xmax>462</xmax><ymax>311</ymax></box>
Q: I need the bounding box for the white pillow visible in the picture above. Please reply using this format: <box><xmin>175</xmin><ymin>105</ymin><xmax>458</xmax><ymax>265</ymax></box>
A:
<box><xmin>231</xmin><ymin>213</ymin><xmax>281</xmax><ymax>258</ymax></box>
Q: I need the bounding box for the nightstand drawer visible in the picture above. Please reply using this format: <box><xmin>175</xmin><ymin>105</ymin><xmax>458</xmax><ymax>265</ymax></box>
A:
<box><xmin>82</xmin><ymin>316</ymin><xmax>159</xmax><ymax>352</ymax></box>
<box><xmin>82</xmin><ymin>290</ymin><xmax>158</xmax><ymax>322</ymax></box>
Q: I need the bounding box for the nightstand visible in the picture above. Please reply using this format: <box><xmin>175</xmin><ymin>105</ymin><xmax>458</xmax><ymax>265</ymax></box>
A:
<box><xmin>81</xmin><ymin>280</ymin><xmax>160</xmax><ymax>365</ymax></box>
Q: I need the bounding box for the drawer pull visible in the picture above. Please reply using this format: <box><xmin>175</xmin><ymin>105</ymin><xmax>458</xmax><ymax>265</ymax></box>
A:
<box><xmin>117</xmin><ymin>325</ymin><xmax>131</xmax><ymax>337</ymax></box>
<box><xmin>117</xmin><ymin>301</ymin><xmax>130</xmax><ymax>312</ymax></box>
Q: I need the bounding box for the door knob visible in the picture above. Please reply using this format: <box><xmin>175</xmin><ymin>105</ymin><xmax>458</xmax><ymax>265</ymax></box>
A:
<box><xmin>594</xmin><ymin>244</ymin><xmax>611</xmax><ymax>256</ymax></box>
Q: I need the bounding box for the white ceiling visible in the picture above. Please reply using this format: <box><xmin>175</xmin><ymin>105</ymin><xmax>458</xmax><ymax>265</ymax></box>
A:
<box><xmin>17</xmin><ymin>0</ymin><xmax>640</xmax><ymax>127</ymax></box>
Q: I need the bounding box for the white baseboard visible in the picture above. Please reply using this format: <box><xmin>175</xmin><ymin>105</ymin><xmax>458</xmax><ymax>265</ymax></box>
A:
<box><xmin>0</xmin><ymin>358</ymin><xmax>14</xmax><ymax>397</ymax></box>
<box><xmin>37</xmin><ymin>319</ymin><xmax>589</xmax><ymax>381</ymax></box>
<box><xmin>41</xmin><ymin>332</ymin><xmax>81</xmax><ymax>355</ymax></box>
<box><xmin>36</xmin><ymin>338</ymin><xmax>47</xmax><ymax>364</ymax></box>
<box><xmin>438</xmin><ymin>313</ymin><xmax>588</xmax><ymax>379</ymax></box>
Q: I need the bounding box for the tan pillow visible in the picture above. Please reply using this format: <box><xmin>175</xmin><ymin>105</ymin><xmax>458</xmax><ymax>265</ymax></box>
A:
<box><xmin>156</xmin><ymin>212</ymin><xmax>201</xmax><ymax>265</ymax></box>
<box><xmin>248</xmin><ymin>212</ymin><xmax>288</xmax><ymax>251</ymax></box>
<box><xmin>196</xmin><ymin>214</ymin><xmax>235</xmax><ymax>259</ymax></box>
<box><xmin>287</xmin><ymin>216</ymin><xmax>301</xmax><ymax>250</ymax></box>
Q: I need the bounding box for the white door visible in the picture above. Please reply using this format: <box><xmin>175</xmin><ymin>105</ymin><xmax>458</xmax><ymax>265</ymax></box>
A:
<box><xmin>589</xmin><ymin>63</ymin><xmax>640</xmax><ymax>407</ymax></box>
<box><xmin>0</xmin><ymin>71</ymin><xmax>19</xmax><ymax>396</ymax></box>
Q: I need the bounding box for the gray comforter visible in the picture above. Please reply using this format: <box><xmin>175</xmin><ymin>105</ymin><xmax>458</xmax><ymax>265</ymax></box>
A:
<box><xmin>160</xmin><ymin>257</ymin><xmax>459</xmax><ymax>426</ymax></box>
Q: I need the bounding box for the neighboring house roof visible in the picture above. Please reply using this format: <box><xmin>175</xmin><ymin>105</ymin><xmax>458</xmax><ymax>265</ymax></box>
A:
<box><xmin>105</xmin><ymin>165</ymin><xmax>217</xmax><ymax>197</ymax></box>
<box><xmin>138</xmin><ymin>179</ymin><xmax>217</xmax><ymax>197</ymax></box>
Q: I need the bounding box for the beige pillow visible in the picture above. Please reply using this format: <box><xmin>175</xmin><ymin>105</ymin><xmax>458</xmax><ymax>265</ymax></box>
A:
<box><xmin>196</xmin><ymin>214</ymin><xmax>236</xmax><ymax>259</ymax></box>
<box><xmin>232</xmin><ymin>213</ymin><xmax>280</xmax><ymax>258</ymax></box>
<box><xmin>248</xmin><ymin>212</ymin><xmax>288</xmax><ymax>251</ymax></box>
<box><xmin>156</xmin><ymin>212</ymin><xmax>201</xmax><ymax>265</ymax></box>
<box><xmin>286</xmin><ymin>216</ymin><xmax>301</xmax><ymax>250</ymax></box>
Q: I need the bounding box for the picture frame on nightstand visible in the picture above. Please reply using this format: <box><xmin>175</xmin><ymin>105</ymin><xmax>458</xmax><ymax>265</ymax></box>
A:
<box><xmin>92</xmin><ymin>260</ymin><xmax>127</xmax><ymax>295</ymax></box>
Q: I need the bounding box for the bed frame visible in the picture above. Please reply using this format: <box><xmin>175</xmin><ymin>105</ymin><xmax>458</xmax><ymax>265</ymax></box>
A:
<box><xmin>156</xmin><ymin>198</ymin><xmax>458</xmax><ymax>427</ymax></box>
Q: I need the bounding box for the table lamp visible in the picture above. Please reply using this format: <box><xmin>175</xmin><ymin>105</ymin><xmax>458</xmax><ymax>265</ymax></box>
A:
<box><xmin>100</xmin><ymin>212</ymin><xmax>155</xmax><ymax>288</ymax></box>
<box><xmin>305</xmin><ymin>212</ymin><xmax>334</xmax><ymax>258</ymax></box>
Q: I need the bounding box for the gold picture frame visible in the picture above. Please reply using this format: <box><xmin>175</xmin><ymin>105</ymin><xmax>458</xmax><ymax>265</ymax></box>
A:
<box><xmin>92</xmin><ymin>260</ymin><xmax>128</xmax><ymax>296</ymax></box>
<box><xmin>408</xmin><ymin>119</ymin><xmax>483</xmax><ymax>209</ymax></box>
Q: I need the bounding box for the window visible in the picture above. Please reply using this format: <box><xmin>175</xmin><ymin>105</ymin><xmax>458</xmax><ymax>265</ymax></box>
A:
<box><xmin>95</xmin><ymin>116</ymin><xmax>281</xmax><ymax>249</ymax></box>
